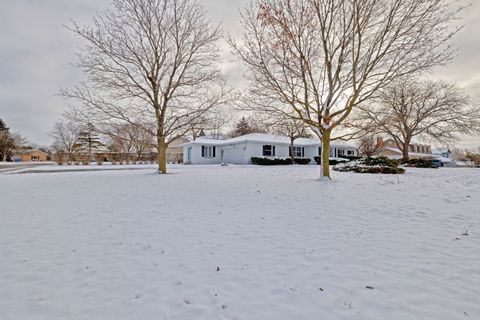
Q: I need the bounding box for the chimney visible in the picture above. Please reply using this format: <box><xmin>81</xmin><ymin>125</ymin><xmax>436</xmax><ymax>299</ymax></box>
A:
<box><xmin>376</xmin><ymin>137</ymin><xmax>384</xmax><ymax>148</ymax></box>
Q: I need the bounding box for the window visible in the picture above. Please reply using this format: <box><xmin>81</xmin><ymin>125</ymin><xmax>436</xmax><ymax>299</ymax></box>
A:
<box><xmin>262</xmin><ymin>145</ymin><xmax>275</xmax><ymax>157</ymax></box>
<box><xmin>201</xmin><ymin>145</ymin><xmax>216</xmax><ymax>158</ymax></box>
<box><xmin>347</xmin><ymin>150</ymin><xmax>354</xmax><ymax>156</ymax></box>
<box><xmin>291</xmin><ymin>146</ymin><xmax>304</xmax><ymax>157</ymax></box>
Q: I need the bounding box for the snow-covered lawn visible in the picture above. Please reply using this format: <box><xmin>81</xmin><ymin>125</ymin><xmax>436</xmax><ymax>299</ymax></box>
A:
<box><xmin>1</xmin><ymin>165</ymin><xmax>479</xmax><ymax>320</ymax></box>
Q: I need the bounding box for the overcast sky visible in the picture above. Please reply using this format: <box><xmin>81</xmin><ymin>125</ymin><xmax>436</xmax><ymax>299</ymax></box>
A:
<box><xmin>1</xmin><ymin>0</ymin><xmax>480</xmax><ymax>149</ymax></box>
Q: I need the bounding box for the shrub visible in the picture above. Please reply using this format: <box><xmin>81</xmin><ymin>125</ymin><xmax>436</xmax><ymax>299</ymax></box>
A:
<box><xmin>314</xmin><ymin>156</ymin><xmax>349</xmax><ymax>165</ymax></box>
<box><xmin>333</xmin><ymin>156</ymin><xmax>405</xmax><ymax>174</ymax></box>
<box><xmin>251</xmin><ymin>157</ymin><xmax>293</xmax><ymax>165</ymax></box>
<box><xmin>362</xmin><ymin>156</ymin><xmax>400</xmax><ymax>167</ymax></box>
<box><xmin>294</xmin><ymin>158</ymin><xmax>311</xmax><ymax>165</ymax></box>
<box><xmin>338</xmin><ymin>155</ymin><xmax>362</xmax><ymax>161</ymax></box>
<box><xmin>404</xmin><ymin>159</ymin><xmax>439</xmax><ymax>168</ymax></box>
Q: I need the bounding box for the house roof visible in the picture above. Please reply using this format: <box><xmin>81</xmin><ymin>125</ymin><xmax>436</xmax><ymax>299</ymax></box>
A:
<box><xmin>183</xmin><ymin>133</ymin><xmax>356</xmax><ymax>149</ymax></box>
<box><xmin>383</xmin><ymin>147</ymin><xmax>436</xmax><ymax>157</ymax></box>
<box><xmin>432</xmin><ymin>148</ymin><xmax>451</xmax><ymax>154</ymax></box>
<box><xmin>13</xmin><ymin>149</ymin><xmax>48</xmax><ymax>155</ymax></box>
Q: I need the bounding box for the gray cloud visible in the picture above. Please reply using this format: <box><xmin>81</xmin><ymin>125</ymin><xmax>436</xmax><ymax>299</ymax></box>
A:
<box><xmin>0</xmin><ymin>0</ymin><xmax>479</xmax><ymax>149</ymax></box>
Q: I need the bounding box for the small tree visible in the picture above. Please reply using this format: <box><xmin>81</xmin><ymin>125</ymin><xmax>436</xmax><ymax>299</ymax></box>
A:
<box><xmin>49</xmin><ymin>120</ymin><xmax>82</xmax><ymax>163</ymax></box>
<box><xmin>357</xmin><ymin>135</ymin><xmax>382</xmax><ymax>158</ymax></box>
<box><xmin>232</xmin><ymin>117</ymin><xmax>253</xmax><ymax>137</ymax></box>
<box><xmin>356</xmin><ymin>79</ymin><xmax>480</xmax><ymax>161</ymax></box>
<box><xmin>0</xmin><ymin>119</ymin><xmax>9</xmax><ymax>132</ymax></box>
<box><xmin>271</xmin><ymin>116</ymin><xmax>311</xmax><ymax>162</ymax></box>
<box><xmin>73</xmin><ymin>124</ymin><xmax>105</xmax><ymax>163</ymax></box>
<box><xmin>465</xmin><ymin>150</ymin><xmax>480</xmax><ymax>167</ymax></box>
<box><xmin>231</xmin><ymin>116</ymin><xmax>266</xmax><ymax>137</ymax></box>
<box><xmin>0</xmin><ymin>119</ymin><xmax>26</xmax><ymax>162</ymax></box>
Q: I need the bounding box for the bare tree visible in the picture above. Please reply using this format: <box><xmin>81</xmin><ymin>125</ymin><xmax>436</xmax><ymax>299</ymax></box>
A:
<box><xmin>357</xmin><ymin>134</ymin><xmax>382</xmax><ymax>158</ymax></box>
<box><xmin>464</xmin><ymin>149</ymin><xmax>480</xmax><ymax>167</ymax></box>
<box><xmin>355</xmin><ymin>79</ymin><xmax>480</xmax><ymax>161</ymax></box>
<box><xmin>231</xmin><ymin>0</ymin><xmax>463</xmax><ymax>178</ymax></box>
<box><xmin>107</xmin><ymin>122</ymin><xmax>155</xmax><ymax>161</ymax></box>
<box><xmin>0</xmin><ymin>131</ymin><xmax>25</xmax><ymax>162</ymax></box>
<box><xmin>49</xmin><ymin>120</ymin><xmax>82</xmax><ymax>163</ymax></box>
<box><xmin>207</xmin><ymin>107</ymin><xmax>232</xmax><ymax>139</ymax></box>
<box><xmin>60</xmin><ymin>0</ymin><xmax>231</xmax><ymax>173</ymax></box>
<box><xmin>269</xmin><ymin>115</ymin><xmax>312</xmax><ymax>162</ymax></box>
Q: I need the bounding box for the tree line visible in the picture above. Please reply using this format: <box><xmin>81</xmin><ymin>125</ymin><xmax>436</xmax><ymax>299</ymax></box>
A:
<box><xmin>46</xmin><ymin>0</ymin><xmax>480</xmax><ymax>178</ymax></box>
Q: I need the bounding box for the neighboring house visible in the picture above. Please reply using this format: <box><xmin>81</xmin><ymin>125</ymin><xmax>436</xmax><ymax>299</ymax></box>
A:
<box><xmin>376</xmin><ymin>138</ymin><xmax>433</xmax><ymax>160</ymax></box>
<box><xmin>12</xmin><ymin>149</ymin><xmax>48</xmax><ymax>162</ymax></box>
<box><xmin>432</xmin><ymin>148</ymin><xmax>452</xmax><ymax>159</ymax></box>
<box><xmin>166</xmin><ymin>137</ymin><xmax>190</xmax><ymax>163</ymax></box>
<box><xmin>183</xmin><ymin>133</ymin><xmax>357</xmax><ymax>165</ymax></box>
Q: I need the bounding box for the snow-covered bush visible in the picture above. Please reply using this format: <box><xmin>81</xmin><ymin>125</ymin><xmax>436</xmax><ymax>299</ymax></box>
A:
<box><xmin>294</xmin><ymin>158</ymin><xmax>311</xmax><ymax>165</ymax></box>
<box><xmin>404</xmin><ymin>159</ymin><xmax>439</xmax><ymax>168</ymax></box>
<box><xmin>313</xmin><ymin>156</ymin><xmax>349</xmax><ymax>165</ymax></box>
<box><xmin>334</xmin><ymin>157</ymin><xmax>405</xmax><ymax>174</ymax></box>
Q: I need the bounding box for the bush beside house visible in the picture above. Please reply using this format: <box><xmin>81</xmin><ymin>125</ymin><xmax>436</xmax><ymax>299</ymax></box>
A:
<box><xmin>313</xmin><ymin>156</ymin><xmax>349</xmax><ymax>165</ymax></box>
<box><xmin>403</xmin><ymin>159</ymin><xmax>440</xmax><ymax>168</ymax></box>
<box><xmin>293</xmin><ymin>158</ymin><xmax>311</xmax><ymax>165</ymax></box>
<box><xmin>251</xmin><ymin>157</ymin><xmax>293</xmax><ymax>165</ymax></box>
<box><xmin>333</xmin><ymin>157</ymin><xmax>405</xmax><ymax>174</ymax></box>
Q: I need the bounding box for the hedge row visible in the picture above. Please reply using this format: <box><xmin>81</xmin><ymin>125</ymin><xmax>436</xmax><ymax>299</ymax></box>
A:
<box><xmin>334</xmin><ymin>165</ymin><xmax>405</xmax><ymax>174</ymax></box>
<box><xmin>403</xmin><ymin>159</ymin><xmax>439</xmax><ymax>168</ymax></box>
<box><xmin>251</xmin><ymin>157</ymin><xmax>311</xmax><ymax>165</ymax></box>
<box><xmin>251</xmin><ymin>157</ymin><xmax>293</xmax><ymax>165</ymax></box>
<box><xmin>313</xmin><ymin>156</ymin><xmax>349</xmax><ymax>165</ymax></box>
<box><xmin>294</xmin><ymin>158</ymin><xmax>311</xmax><ymax>165</ymax></box>
<box><xmin>333</xmin><ymin>157</ymin><xmax>405</xmax><ymax>174</ymax></box>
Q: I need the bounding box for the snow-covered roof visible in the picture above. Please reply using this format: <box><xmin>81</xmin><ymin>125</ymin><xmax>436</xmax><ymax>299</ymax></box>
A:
<box><xmin>433</xmin><ymin>155</ymin><xmax>453</xmax><ymax>162</ymax></box>
<box><xmin>183</xmin><ymin>133</ymin><xmax>356</xmax><ymax>149</ymax></box>
<box><xmin>432</xmin><ymin>148</ymin><xmax>451</xmax><ymax>154</ymax></box>
<box><xmin>383</xmin><ymin>146</ymin><xmax>435</xmax><ymax>157</ymax></box>
<box><xmin>13</xmin><ymin>149</ymin><xmax>48</xmax><ymax>155</ymax></box>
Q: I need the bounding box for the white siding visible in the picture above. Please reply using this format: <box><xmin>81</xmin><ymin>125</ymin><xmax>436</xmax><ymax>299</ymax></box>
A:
<box><xmin>222</xmin><ymin>143</ymin><xmax>247</xmax><ymax>164</ymax></box>
<box><xmin>184</xmin><ymin>144</ymin><xmax>220</xmax><ymax>165</ymax></box>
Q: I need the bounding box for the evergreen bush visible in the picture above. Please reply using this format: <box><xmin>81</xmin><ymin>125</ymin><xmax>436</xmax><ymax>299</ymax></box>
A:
<box><xmin>294</xmin><ymin>158</ymin><xmax>311</xmax><ymax>165</ymax></box>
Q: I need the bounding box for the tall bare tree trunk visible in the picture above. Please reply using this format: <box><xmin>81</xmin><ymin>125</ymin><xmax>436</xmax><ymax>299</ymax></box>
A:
<box><xmin>290</xmin><ymin>137</ymin><xmax>295</xmax><ymax>163</ymax></box>
<box><xmin>321</xmin><ymin>130</ymin><xmax>331</xmax><ymax>178</ymax></box>
<box><xmin>157</xmin><ymin>134</ymin><xmax>167</xmax><ymax>174</ymax></box>
<box><xmin>402</xmin><ymin>142</ymin><xmax>410</xmax><ymax>162</ymax></box>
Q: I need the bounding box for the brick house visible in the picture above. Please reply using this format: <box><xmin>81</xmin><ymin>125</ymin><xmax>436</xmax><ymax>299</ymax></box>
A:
<box><xmin>12</xmin><ymin>149</ymin><xmax>49</xmax><ymax>162</ymax></box>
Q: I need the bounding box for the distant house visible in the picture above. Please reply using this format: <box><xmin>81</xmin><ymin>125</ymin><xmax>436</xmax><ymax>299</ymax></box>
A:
<box><xmin>166</xmin><ymin>137</ymin><xmax>190</xmax><ymax>163</ymax></box>
<box><xmin>12</xmin><ymin>149</ymin><xmax>48</xmax><ymax>162</ymax></box>
<box><xmin>376</xmin><ymin>138</ymin><xmax>433</xmax><ymax>160</ymax></box>
<box><xmin>432</xmin><ymin>148</ymin><xmax>452</xmax><ymax>159</ymax></box>
<box><xmin>182</xmin><ymin>133</ymin><xmax>357</xmax><ymax>165</ymax></box>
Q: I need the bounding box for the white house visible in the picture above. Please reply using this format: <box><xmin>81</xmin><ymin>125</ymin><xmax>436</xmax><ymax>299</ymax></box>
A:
<box><xmin>183</xmin><ymin>133</ymin><xmax>357</xmax><ymax>165</ymax></box>
<box><xmin>432</xmin><ymin>148</ymin><xmax>452</xmax><ymax>159</ymax></box>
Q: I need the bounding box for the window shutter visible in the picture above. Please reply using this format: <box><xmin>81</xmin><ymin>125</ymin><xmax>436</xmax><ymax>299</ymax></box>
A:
<box><xmin>273</xmin><ymin>146</ymin><xmax>276</xmax><ymax>156</ymax></box>
<box><xmin>262</xmin><ymin>145</ymin><xmax>267</xmax><ymax>156</ymax></box>
<box><xmin>213</xmin><ymin>146</ymin><xmax>216</xmax><ymax>157</ymax></box>
<box><xmin>302</xmin><ymin>147</ymin><xmax>305</xmax><ymax>157</ymax></box>
<box><xmin>201</xmin><ymin>146</ymin><xmax>205</xmax><ymax>157</ymax></box>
